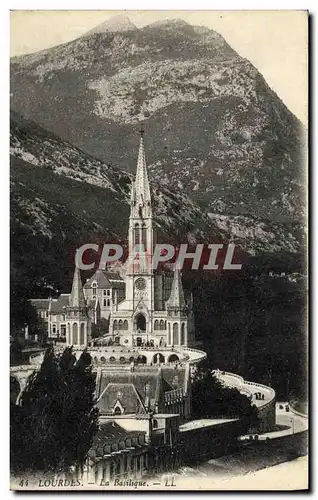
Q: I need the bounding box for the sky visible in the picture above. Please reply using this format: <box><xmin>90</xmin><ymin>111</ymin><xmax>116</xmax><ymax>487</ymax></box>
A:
<box><xmin>10</xmin><ymin>10</ymin><xmax>308</xmax><ymax>124</ymax></box>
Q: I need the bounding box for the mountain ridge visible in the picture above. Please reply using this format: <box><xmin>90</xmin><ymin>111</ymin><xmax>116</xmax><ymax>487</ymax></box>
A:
<box><xmin>10</xmin><ymin>18</ymin><xmax>305</xmax><ymax>268</ymax></box>
<box><xmin>10</xmin><ymin>110</ymin><xmax>303</xmax><ymax>257</ymax></box>
<box><xmin>10</xmin><ymin>19</ymin><xmax>305</xmax><ymax>226</ymax></box>
<box><xmin>86</xmin><ymin>14</ymin><xmax>137</xmax><ymax>36</ymax></box>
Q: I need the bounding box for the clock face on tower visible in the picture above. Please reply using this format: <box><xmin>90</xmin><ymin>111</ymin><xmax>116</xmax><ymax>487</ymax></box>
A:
<box><xmin>135</xmin><ymin>278</ymin><xmax>146</xmax><ymax>291</ymax></box>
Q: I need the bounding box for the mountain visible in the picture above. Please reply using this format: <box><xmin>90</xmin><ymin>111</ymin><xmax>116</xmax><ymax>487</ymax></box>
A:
<box><xmin>86</xmin><ymin>15</ymin><xmax>137</xmax><ymax>35</ymax></box>
<box><xmin>10</xmin><ymin>110</ymin><xmax>221</xmax><ymax>246</ymax></box>
<box><xmin>10</xmin><ymin>17</ymin><xmax>306</xmax><ymax>228</ymax></box>
<box><xmin>10</xmin><ymin>109</ymin><xmax>303</xmax><ymax>262</ymax></box>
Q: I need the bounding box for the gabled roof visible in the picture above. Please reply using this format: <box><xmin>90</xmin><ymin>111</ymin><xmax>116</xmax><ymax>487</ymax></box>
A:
<box><xmin>84</xmin><ymin>269</ymin><xmax>124</xmax><ymax>290</ymax></box>
<box><xmin>96</xmin><ymin>365</ymin><xmax>187</xmax><ymax>414</ymax></box>
<box><xmin>97</xmin><ymin>382</ymin><xmax>146</xmax><ymax>415</ymax></box>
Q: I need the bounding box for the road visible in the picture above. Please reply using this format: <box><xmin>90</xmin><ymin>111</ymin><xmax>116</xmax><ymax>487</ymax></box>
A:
<box><xmin>250</xmin><ymin>402</ymin><xmax>308</xmax><ymax>440</ymax></box>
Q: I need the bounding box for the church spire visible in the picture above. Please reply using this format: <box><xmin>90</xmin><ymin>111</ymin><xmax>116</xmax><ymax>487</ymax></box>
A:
<box><xmin>134</xmin><ymin>126</ymin><xmax>151</xmax><ymax>208</ymax></box>
<box><xmin>69</xmin><ymin>267</ymin><xmax>86</xmax><ymax>308</ymax></box>
<box><xmin>166</xmin><ymin>264</ymin><xmax>186</xmax><ymax>310</ymax></box>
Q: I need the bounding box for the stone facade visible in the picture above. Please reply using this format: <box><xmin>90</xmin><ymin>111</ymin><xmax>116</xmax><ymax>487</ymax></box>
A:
<box><xmin>108</xmin><ymin>131</ymin><xmax>194</xmax><ymax>348</ymax></box>
<box><xmin>31</xmin><ymin>131</ymin><xmax>195</xmax><ymax>348</ymax></box>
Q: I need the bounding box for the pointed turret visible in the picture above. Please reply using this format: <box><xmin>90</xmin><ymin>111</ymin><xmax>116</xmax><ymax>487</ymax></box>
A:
<box><xmin>69</xmin><ymin>267</ymin><xmax>86</xmax><ymax>308</ymax></box>
<box><xmin>166</xmin><ymin>264</ymin><xmax>186</xmax><ymax>310</ymax></box>
<box><xmin>130</xmin><ymin>179</ymin><xmax>136</xmax><ymax>205</ymax></box>
<box><xmin>132</xmin><ymin>127</ymin><xmax>152</xmax><ymax>216</ymax></box>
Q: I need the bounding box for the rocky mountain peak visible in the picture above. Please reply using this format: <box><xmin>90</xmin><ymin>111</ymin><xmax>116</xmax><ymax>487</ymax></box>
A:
<box><xmin>86</xmin><ymin>14</ymin><xmax>137</xmax><ymax>35</ymax></box>
<box><xmin>147</xmin><ymin>18</ymin><xmax>190</xmax><ymax>28</ymax></box>
<box><xmin>10</xmin><ymin>17</ymin><xmax>305</xmax><ymax>242</ymax></box>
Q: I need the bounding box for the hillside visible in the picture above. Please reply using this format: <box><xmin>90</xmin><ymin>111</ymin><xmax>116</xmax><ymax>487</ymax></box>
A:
<box><xmin>10</xmin><ymin>17</ymin><xmax>306</xmax><ymax>226</ymax></box>
<box><xmin>10</xmin><ymin>110</ymin><xmax>303</xmax><ymax>270</ymax></box>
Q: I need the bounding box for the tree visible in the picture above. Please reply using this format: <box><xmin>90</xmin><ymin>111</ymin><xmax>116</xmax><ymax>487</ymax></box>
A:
<box><xmin>191</xmin><ymin>361</ymin><xmax>259</xmax><ymax>431</ymax></box>
<box><xmin>10</xmin><ymin>338</ymin><xmax>24</xmax><ymax>366</ymax></box>
<box><xmin>10</xmin><ymin>346</ymin><xmax>99</xmax><ymax>474</ymax></box>
<box><xmin>92</xmin><ymin>318</ymin><xmax>109</xmax><ymax>339</ymax></box>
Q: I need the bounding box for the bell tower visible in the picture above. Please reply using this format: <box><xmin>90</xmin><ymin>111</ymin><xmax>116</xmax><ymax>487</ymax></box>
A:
<box><xmin>165</xmin><ymin>264</ymin><xmax>188</xmax><ymax>347</ymax></box>
<box><xmin>126</xmin><ymin>127</ymin><xmax>155</xmax><ymax>322</ymax></box>
<box><xmin>65</xmin><ymin>266</ymin><xmax>91</xmax><ymax>347</ymax></box>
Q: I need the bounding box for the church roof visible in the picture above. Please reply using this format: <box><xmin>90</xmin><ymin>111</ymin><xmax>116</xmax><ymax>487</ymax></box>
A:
<box><xmin>83</xmin><ymin>269</ymin><xmax>124</xmax><ymax>290</ymax></box>
<box><xmin>97</xmin><ymin>382</ymin><xmax>146</xmax><ymax>415</ymax></box>
<box><xmin>96</xmin><ymin>366</ymin><xmax>187</xmax><ymax>414</ymax></box>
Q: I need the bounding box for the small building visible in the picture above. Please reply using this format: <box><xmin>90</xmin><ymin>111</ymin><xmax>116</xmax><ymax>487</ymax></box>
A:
<box><xmin>81</xmin><ymin>421</ymin><xmax>148</xmax><ymax>483</ymax></box>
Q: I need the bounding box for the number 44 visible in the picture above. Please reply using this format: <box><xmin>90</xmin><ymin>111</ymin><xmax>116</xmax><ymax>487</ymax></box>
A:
<box><xmin>19</xmin><ymin>479</ymin><xmax>29</xmax><ymax>487</ymax></box>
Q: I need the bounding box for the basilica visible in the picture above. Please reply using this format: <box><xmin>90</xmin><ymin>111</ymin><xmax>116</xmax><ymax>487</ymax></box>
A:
<box><xmin>17</xmin><ymin>132</ymin><xmax>277</xmax><ymax>485</ymax></box>
<box><xmin>31</xmin><ymin>130</ymin><xmax>195</xmax><ymax>349</ymax></box>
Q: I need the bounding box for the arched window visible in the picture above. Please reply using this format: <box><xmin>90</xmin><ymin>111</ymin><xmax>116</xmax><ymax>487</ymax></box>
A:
<box><xmin>114</xmin><ymin>406</ymin><xmax>122</xmax><ymax>415</ymax></box>
<box><xmin>181</xmin><ymin>323</ymin><xmax>185</xmax><ymax>345</ymax></box>
<box><xmin>118</xmin><ymin>320</ymin><xmax>123</xmax><ymax>330</ymax></box>
<box><xmin>72</xmin><ymin>323</ymin><xmax>78</xmax><ymax>345</ymax></box>
<box><xmin>107</xmin><ymin>299</ymin><xmax>110</xmax><ymax>307</ymax></box>
<box><xmin>141</xmin><ymin>223</ymin><xmax>147</xmax><ymax>251</ymax></box>
<box><xmin>134</xmin><ymin>223</ymin><xmax>139</xmax><ymax>246</ymax></box>
<box><xmin>173</xmin><ymin>323</ymin><xmax>178</xmax><ymax>346</ymax></box>
<box><xmin>109</xmin><ymin>356</ymin><xmax>116</xmax><ymax>363</ymax></box>
<box><xmin>154</xmin><ymin>319</ymin><xmax>159</xmax><ymax>330</ymax></box>
<box><xmin>120</xmin><ymin>357</ymin><xmax>126</xmax><ymax>364</ymax></box>
<box><xmin>168</xmin><ymin>354</ymin><xmax>179</xmax><ymax>363</ymax></box>
<box><xmin>113</xmin><ymin>320</ymin><xmax>118</xmax><ymax>331</ymax></box>
<box><xmin>80</xmin><ymin>323</ymin><xmax>85</xmax><ymax>345</ymax></box>
<box><xmin>137</xmin><ymin>355</ymin><xmax>147</xmax><ymax>364</ymax></box>
<box><xmin>123</xmin><ymin>320</ymin><xmax>128</xmax><ymax>330</ymax></box>
<box><xmin>135</xmin><ymin>313</ymin><xmax>146</xmax><ymax>331</ymax></box>
<box><xmin>160</xmin><ymin>319</ymin><xmax>165</xmax><ymax>330</ymax></box>
<box><xmin>153</xmin><ymin>353</ymin><xmax>165</xmax><ymax>364</ymax></box>
<box><xmin>100</xmin><ymin>356</ymin><xmax>106</xmax><ymax>364</ymax></box>
<box><xmin>153</xmin><ymin>419</ymin><xmax>158</xmax><ymax>429</ymax></box>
